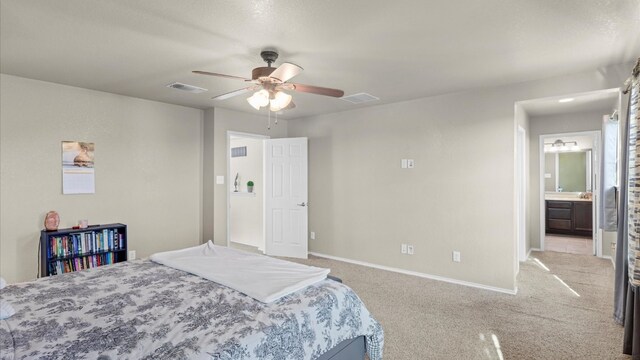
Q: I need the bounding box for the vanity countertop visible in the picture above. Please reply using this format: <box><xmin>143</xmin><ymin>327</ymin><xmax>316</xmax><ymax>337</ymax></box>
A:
<box><xmin>545</xmin><ymin>196</ymin><xmax>592</xmax><ymax>202</ymax></box>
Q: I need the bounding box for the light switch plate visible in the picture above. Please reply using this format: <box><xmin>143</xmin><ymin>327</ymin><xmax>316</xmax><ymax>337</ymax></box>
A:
<box><xmin>407</xmin><ymin>159</ymin><xmax>415</xmax><ymax>168</ymax></box>
<box><xmin>401</xmin><ymin>159</ymin><xmax>408</xmax><ymax>169</ymax></box>
<box><xmin>310</xmin><ymin>231</ymin><xmax>316</xmax><ymax>240</ymax></box>
<box><xmin>407</xmin><ymin>245</ymin><xmax>414</xmax><ymax>255</ymax></box>
<box><xmin>216</xmin><ymin>175</ymin><xmax>225</xmax><ymax>185</ymax></box>
<box><xmin>401</xmin><ymin>244</ymin><xmax>407</xmax><ymax>254</ymax></box>
<box><xmin>452</xmin><ymin>251</ymin><xmax>461</xmax><ymax>262</ymax></box>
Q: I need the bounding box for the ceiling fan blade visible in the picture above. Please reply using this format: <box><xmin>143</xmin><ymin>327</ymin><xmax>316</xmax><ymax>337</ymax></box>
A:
<box><xmin>283</xmin><ymin>101</ymin><xmax>296</xmax><ymax>110</ymax></box>
<box><xmin>193</xmin><ymin>70</ymin><xmax>251</xmax><ymax>81</ymax></box>
<box><xmin>290</xmin><ymin>83</ymin><xmax>344</xmax><ymax>98</ymax></box>
<box><xmin>211</xmin><ymin>86</ymin><xmax>257</xmax><ymax>101</ymax></box>
<box><xmin>269</xmin><ymin>62</ymin><xmax>303</xmax><ymax>83</ymax></box>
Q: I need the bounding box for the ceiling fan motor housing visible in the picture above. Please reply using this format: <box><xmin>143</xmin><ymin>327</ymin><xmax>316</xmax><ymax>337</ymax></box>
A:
<box><xmin>252</xmin><ymin>67</ymin><xmax>277</xmax><ymax>81</ymax></box>
<box><xmin>253</xmin><ymin>50</ymin><xmax>280</xmax><ymax>81</ymax></box>
<box><xmin>260</xmin><ymin>50</ymin><xmax>279</xmax><ymax>66</ymax></box>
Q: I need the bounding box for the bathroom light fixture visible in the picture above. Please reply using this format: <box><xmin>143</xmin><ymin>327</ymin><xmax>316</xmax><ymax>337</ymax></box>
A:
<box><xmin>558</xmin><ymin>98</ymin><xmax>575</xmax><ymax>103</ymax></box>
<box><xmin>544</xmin><ymin>139</ymin><xmax>579</xmax><ymax>152</ymax></box>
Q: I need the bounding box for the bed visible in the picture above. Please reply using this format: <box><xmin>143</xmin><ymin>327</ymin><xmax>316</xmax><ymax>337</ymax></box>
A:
<box><xmin>0</xmin><ymin>255</ymin><xmax>383</xmax><ymax>359</ymax></box>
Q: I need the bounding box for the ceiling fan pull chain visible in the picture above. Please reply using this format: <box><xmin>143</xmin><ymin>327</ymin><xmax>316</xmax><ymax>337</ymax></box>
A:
<box><xmin>275</xmin><ymin>111</ymin><xmax>278</xmax><ymax>125</ymax></box>
<box><xmin>267</xmin><ymin>109</ymin><xmax>271</xmax><ymax>130</ymax></box>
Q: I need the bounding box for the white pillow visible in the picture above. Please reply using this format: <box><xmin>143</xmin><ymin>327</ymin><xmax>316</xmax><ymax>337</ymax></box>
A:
<box><xmin>0</xmin><ymin>277</ymin><xmax>6</xmax><ymax>289</ymax></box>
<box><xmin>0</xmin><ymin>300</ymin><xmax>14</xmax><ymax>319</ymax></box>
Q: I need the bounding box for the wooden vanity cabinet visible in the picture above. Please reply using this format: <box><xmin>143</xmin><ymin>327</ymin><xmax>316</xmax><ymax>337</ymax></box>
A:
<box><xmin>573</xmin><ymin>202</ymin><xmax>593</xmax><ymax>234</ymax></box>
<box><xmin>546</xmin><ymin>200</ymin><xmax>592</xmax><ymax>237</ymax></box>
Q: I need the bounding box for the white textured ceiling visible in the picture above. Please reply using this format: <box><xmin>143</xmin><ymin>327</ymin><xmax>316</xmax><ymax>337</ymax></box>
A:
<box><xmin>1</xmin><ymin>0</ymin><xmax>639</xmax><ymax>119</ymax></box>
<box><xmin>520</xmin><ymin>88</ymin><xmax>619</xmax><ymax>117</ymax></box>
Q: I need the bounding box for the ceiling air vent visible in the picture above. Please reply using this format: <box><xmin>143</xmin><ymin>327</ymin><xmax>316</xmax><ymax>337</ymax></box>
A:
<box><xmin>166</xmin><ymin>82</ymin><xmax>208</xmax><ymax>94</ymax></box>
<box><xmin>340</xmin><ymin>93</ymin><xmax>379</xmax><ymax>104</ymax></box>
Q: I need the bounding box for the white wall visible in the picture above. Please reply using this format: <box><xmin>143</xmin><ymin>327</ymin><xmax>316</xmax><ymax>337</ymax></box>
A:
<box><xmin>288</xmin><ymin>62</ymin><xmax>631</xmax><ymax>292</ymax></box>
<box><xmin>202</xmin><ymin>107</ymin><xmax>215</xmax><ymax>244</ymax></box>
<box><xmin>204</xmin><ymin>107</ymin><xmax>288</xmax><ymax>246</ymax></box>
<box><xmin>3</xmin><ymin>61</ymin><xmax>630</xmax><ymax>289</ymax></box>
<box><xmin>229</xmin><ymin>137</ymin><xmax>263</xmax><ymax>248</ymax></box>
<box><xmin>528</xmin><ymin>109</ymin><xmax>610</xmax><ymax>251</ymax></box>
<box><xmin>0</xmin><ymin>74</ymin><xmax>204</xmax><ymax>283</ymax></box>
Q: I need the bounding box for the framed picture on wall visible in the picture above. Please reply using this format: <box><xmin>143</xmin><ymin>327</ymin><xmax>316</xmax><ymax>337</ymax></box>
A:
<box><xmin>62</xmin><ymin>141</ymin><xmax>95</xmax><ymax>194</ymax></box>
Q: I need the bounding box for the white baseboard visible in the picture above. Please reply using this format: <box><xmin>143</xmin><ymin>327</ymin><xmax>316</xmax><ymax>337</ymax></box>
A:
<box><xmin>308</xmin><ymin>251</ymin><xmax>518</xmax><ymax>296</ymax></box>
<box><xmin>599</xmin><ymin>255</ymin><xmax>614</xmax><ymax>268</ymax></box>
<box><xmin>525</xmin><ymin>248</ymin><xmax>534</xmax><ymax>259</ymax></box>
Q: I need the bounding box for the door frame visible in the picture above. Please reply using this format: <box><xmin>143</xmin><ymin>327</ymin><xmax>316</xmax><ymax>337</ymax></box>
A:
<box><xmin>538</xmin><ymin>130</ymin><xmax>602</xmax><ymax>256</ymax></box>
<box><xmin>226</xmin><ymin>131</ymin><xmax>270</xmax><ymax>250</ymax></box>
<box><xmin>517</xmin><ymin>126</ymin><xmax>527</xmax><ymax>266</ymax></box>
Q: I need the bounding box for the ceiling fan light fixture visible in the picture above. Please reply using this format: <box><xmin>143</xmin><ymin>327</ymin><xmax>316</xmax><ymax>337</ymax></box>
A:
<box><xmin>256</xmin><ymin>89</ymin><xmax>270</xmax><ymax>106</ymax></box>
<box><xmin>247</xmin><ymin>95</ymin><xmax>262</xmax><ymax>110</ymax></box>
<box><xmin>270</xmin><ymin>91</ymin><xmax>292</xmax><ymax>111</ymax></box>
<box><xmin>247</xmin><ymin>89</ymin><xmax>270</xmax><ymax>110</ymax></box>
<box><xmin>269</xmin><ymin>103</ymin><xmax>282</xmax><ymax>112</ymax></box>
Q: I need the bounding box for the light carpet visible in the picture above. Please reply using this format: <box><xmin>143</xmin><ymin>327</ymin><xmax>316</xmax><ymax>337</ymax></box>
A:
<box><xmin>289</xmin><ymin>251</ymin><xmax>624</xmax><ymax>359</ymax></box>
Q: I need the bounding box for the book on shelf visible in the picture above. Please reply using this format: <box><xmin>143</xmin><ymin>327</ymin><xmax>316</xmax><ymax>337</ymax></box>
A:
<box><xmin>47</xmin><ymin>229</ymin><xmax>125</xmax><ymax>259</ymax></box>
<box><xmin>48</xmin><ymin>253</ymin><xmax>117</xmax><ymax>276</ymax></box>
<box><xmin>40</xmin><ymin>223</ymin><xmax>127</xmax><ymax>277</ymax></box>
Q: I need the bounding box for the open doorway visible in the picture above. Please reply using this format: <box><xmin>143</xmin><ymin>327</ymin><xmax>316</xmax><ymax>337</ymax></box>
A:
<box><xmin>227</xmin><ymin>131</ymin><xmax>269</xmax><ymax>253</ymax></box>
<box><xmin>516</xmin><ymin>87</ymin><xmax>621</xmax><ymax>261</ymax></box>
<box><xmin>226</xmin><ymin>131</ymin><xmax>310</xmax><ymax>259</ymax></box>
<box><xmin>540</xmin><ymin>131</ymin><xmax>600</xmax><ymax>255</ymax></box>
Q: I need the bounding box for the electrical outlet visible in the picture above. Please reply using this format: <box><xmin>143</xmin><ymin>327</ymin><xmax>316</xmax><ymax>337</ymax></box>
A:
<box><xmin>129</xmin><ymin>250</ymin><xmax>136</xmax><ymax>260</ymax></box>
<box><xmin>310</xmin><ymin>231</ymin><xmax>316</xmax><ymax>240</ymax></box>
<box><xmin>407</xmin><ymin>159</ymin><xmax>415</xmax><ymax>168</ymax></box>
<box><xmin>452</xmin><ymin>251</ymin><xmax>461</xmax><ymax>262</ymax></box>
<box><xmin>407</xmin><ymin>245</ymin><xmax>415</xmax><ymax>255</ymax></box>
<box><xmin>401</xmin><ymin>244</ymin><xmax>407</xmax><ymax>254</ymax></box>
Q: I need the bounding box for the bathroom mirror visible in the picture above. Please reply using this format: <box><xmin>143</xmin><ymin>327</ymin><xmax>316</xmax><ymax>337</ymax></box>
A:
<box><xmin>544</xmin><ymin>150</ymin><xmax>592</xmax><ymax>192</ymax></box>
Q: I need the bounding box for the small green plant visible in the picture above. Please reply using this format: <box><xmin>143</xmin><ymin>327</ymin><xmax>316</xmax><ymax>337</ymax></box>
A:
<box><xmin>247</xmin><ymin>181</ymin><xmax>254</xmax><ymax>187</ymax></box>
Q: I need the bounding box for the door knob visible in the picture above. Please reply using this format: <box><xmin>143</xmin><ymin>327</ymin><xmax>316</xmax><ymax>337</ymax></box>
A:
<box><xmin>297</xmin><ymin>202</ymin><xmax>306</xmax><ymax>207</ymax></box>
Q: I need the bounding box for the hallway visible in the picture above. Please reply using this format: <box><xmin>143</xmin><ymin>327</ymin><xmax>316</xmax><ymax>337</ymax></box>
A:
<box><xmin>545</xmin><ymin>234</ymin><xmax>593</xmax><ymax>255</ymax></box>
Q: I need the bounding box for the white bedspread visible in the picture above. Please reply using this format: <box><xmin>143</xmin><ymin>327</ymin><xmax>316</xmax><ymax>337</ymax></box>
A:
<box><xmin>150</xmin><ymin>240</ymin><xmax>330</xmax><ymax>303</ymax></box>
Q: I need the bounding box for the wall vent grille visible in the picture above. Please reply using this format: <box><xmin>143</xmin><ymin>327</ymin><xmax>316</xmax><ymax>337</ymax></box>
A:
<box><xmin>231</xmin><ymin>146</ymin><xmax>247</xmax><ymax>157</ymax></box>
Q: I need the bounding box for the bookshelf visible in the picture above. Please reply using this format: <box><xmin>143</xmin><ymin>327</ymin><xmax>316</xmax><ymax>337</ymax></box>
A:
<box><xmin>40</xmin><ymin>223</ymin><xmax>127</xmax><ymax>277</ymax></box>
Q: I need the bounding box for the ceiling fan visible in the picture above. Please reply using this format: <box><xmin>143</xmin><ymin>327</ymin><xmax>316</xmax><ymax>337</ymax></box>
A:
<box><xmin>193</xmin><ymin>50</ymin><xmax>344</xmax><ymax>112</ymax></box>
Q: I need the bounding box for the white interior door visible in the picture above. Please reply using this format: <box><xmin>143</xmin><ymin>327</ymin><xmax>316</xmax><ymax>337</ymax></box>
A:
<box><xmin>264</xmin><ymin>137</ymin><xmax>308</xmax><ymax>258</ymax></box>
